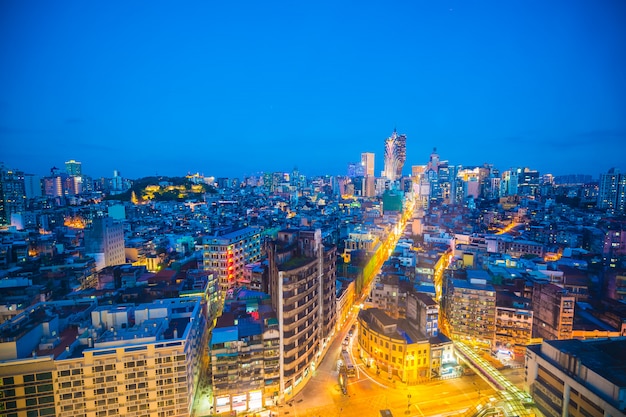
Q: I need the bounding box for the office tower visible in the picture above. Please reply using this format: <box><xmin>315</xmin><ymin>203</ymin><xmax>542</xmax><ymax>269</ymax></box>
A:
<box><xmin>65</xmin><ymin>159</ymin><xmax>82</xmax><ymax>177</ymax></box>
<box><xmin>84</xmin><ymin>217</ymin><xmax>126</xmax><ymax>271</ymax></box>
<box><xmin>598</xmin><ymin>168</ymin><xmax>626</xmax><ymax>214</ymax></box>
<box><xmin>23</xmin><ymin>173</ymin><xmax>42</xmax><ymax>199</ymax></box>
<box><xmin>361</xmin><ymin>152</ymin><xmax>375</xmax><ymax>177</ymax></box>
<box><xmin>500</xmin><ymin>169</ymin><xmax>519</xmax><ymax>196</ymax></box>
<box><xmin>0</xmin><ymin>298</ymin><xmax>207</xmax><ymax>417</ymax></box>
<box><xmin>525</xmin><ymin>338</ymin><xmax>626</xmax><ymax>417</ymax></box>
<box><xmin>444</xmin><ymin>275</ymin><xmax>496</xmax><ymax>349</ymax></box>
<box><xmin>517</xmin><ymin>167</ymin><xmax>540</xmax><ymax>196</ymax></box>
<box><xmin>0</xmin><ymin>164</ymin><xmax>26</xmax><ymax>225</ymax></box>
<box><xmin>266</xmin><ymin>229</ymin><xmax>336</xmax><ymax>399</ymax></box>
<box><xmin>111</xmin><ymin>170</ymin><xmax>124</xmax><ymax>193</ymax></box>
<box><xmin>202</xmin><ymin>227</ymin><xmax>262</xmax><ymax>296</ymax></box>
<box><xmin>347</xmin><ymin>162</ymin><xmax>358</xmax><ymax>178</ymax></box>
<box><xmin>531</xmin><ymin>283</ymin><xmax>574</xmax><ymax>341</ymax></box>
<box><xmin>383</xmin><ymin>128</ymin><xmax>407</xmax><ymax>181</ymax></box>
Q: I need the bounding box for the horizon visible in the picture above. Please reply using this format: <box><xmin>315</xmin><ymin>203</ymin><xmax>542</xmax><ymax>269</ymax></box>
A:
<box><xmin>2</xmin><ymin>1</ymin><xmax>625</xmax><ymax>180</ymax></box>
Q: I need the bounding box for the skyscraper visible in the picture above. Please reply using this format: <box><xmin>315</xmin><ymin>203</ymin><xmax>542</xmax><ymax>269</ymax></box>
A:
<box><xmin>382</xmin><ymin>129</ymin><xmax>407</xmax><ymax>181</ymax></box>
<box><xmin>598</xmin><ymin>168</ymin><xmax>626</xmax><ymax>214</ymax></box>
<box><xmin>84</xmin><ymin>217</ymin><xmax>126</xmax><ymax>271</ymax></box>
<box><xmin>0</xmin><ymin>164</ymin><xmax>26</xmax><ymax>225</ymax></box>
<box><xmin>361</xmin><ymin>152</ymin><xmax>375</xmax><ymax>177</ymax></box>
<box><xmin>65</xmin><ymin>159</ymin><xmax>82</xmax><ymax>177</ymax></box>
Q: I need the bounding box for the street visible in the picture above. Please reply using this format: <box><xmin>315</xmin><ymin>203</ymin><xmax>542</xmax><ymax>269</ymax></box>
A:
<box><xmin>272</xmin><ymin>312</ymin><xmax>498</xmax><ymax>417</ymax></box>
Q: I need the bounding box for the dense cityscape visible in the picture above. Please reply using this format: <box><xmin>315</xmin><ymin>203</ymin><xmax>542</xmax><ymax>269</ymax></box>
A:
<box><xmin>1</xmin><ymin>129</ymin><xmax>625</xmax><ymax>417</ymax></box>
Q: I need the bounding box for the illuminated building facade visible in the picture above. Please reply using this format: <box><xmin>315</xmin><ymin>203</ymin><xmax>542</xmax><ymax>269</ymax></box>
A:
<box><xmin>525</xmin><ymin>338</ymin><xmax>626</xmax><ymax>417</ymax></box>
<box><xmin>357</xmin><ymin>308</ymin><xmax>455</xmax><ymax>383</ymax></box>
<box><xmin>444</xmin><ymin>277</ymin><xmax>496</xmax><ymax>349</ymax></box>
<box><xmin>202</xmin><ymin>226</ymin><xmax>262</xmax><ymax>297</ymax></box>
<box><xmin>494</xmin><ymin>291</ymin><xmax>533</xmax><ymax>359</ymax></box>
<box><xmin>65</xmin><ymin>159</ymin><xmax>82</xmax><ymax>177</ymax></box>
<box><xmin>84</xmin><ymin>217</ymin><xmax>126</xmax><ymax>271</ymax></box>
<box><xmin>0</xmin><ymin>297</ymin><xmax>207</xmax><ymax>417</ymax></box>
<box><xmin>531</xmin><ymin>283</ymin><xmax>574</xmax><ymax>341</ymax></box>
<box><xmin>361</xmin><ymin>152</ymin><xmax>375</xmax><ymax>178</ymax></box>
<box><xmin>0</xmin><ymin>164</ymin><xmax>26</xmax><ymax>226</ymax></box>
<box><xmin>209</xmin><ymin>290</ymin><xmax>280</xmax><ymax>414</ymax></box>
<box><xmin>598</xmin><ymin>168</ymin><xmax>626</xmax><ymax>214</ymax></box>
<box><xmin>406</xmin><ymin>291</ymin><xmax>439</xmax><ymax>338</ymax></box>
<box><xmin>267</xmin><ymin>229</ymin><xmax>337</xmax><ymax>399</ymax></box>
<box><xmin>382</xmin><ymin>129</ymin><xmax>407</xmax><ymax>182</ymax></box>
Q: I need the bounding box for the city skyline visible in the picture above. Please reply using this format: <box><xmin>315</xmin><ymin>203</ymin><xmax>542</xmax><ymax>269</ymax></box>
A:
<box><xmin>1</xmin><ymin>1</ymin><xmax>625</xmax><ymax>179</ymax></box>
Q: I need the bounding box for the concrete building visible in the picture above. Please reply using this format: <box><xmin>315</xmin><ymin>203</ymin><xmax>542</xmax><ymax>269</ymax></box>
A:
<box><xmin>494</xmin><ymin>290</ymin><xmax>533</xmax><ymax>359</ymax></box>
<box><xmin>598</xmin><ymin>168</ymin><xmax>626</xmax><ymax>214</ymax></box>
<box><xmin>0</xmin><ymin>297</ymin><xmax>207</xmax><ymax>417</ymax></box>
<box><xmin>444</xmin><ymin>277</ymin><xmax>496</xmax><ymax>349</ymax></box>
<box><xmin>84</xmin><ymin>217</ymin><xmax>126</xmax><ymax>271</ymax></box>
<box><xmin>202</xmin><ymin>227</ymin><xmax>262</xmax><ymax>297</ymax></box>
<box><xmin>406</xmin><ymin>290</ymin><xmax>439</xmax><ymax>338</ymax></box>
<box><xmin>209</xmin><ymin>290</ymin><xmax>279</xmax><ymax>414</ymax></box>
<box><xmin>357</xmin><ymin>308</ymin><xmax>455</xmax><ymax>383</ymax></box>
<box><xmin>532</xmin><ymin>283</ymin><xmax>575</xmax><ymax>341</ymax></box>
<box><xmin>525</xmin><ymin>338</ymin><xmax>626</xmax><ymax>417</ymax></box>
<box><xmin>266</xmin><ymin>228</ymin><xmax>337</xmax><ymax>399</ymax></box>
<box><xmin>0</xmin><ymin>165</ymin><xmax>26</xmax><ymax>226</ymax></box>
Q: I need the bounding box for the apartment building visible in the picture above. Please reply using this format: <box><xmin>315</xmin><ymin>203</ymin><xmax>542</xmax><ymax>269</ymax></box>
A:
<box><xmin>444</xmin><ymin>276</ymin><xmax>496</xmax><ymax>349</ymax></box>
<box><xmin>0</xmin><ymin>297</ymin><xmax>207</xmax><ymax>417</ymax></box>
<box><xmin>202</xmin><ymin>226</ymin><xmax>262</xmax><ymax>298</ymax></box>
<box><xmin>532</xmin><ymin>283</ymin><xmax>575</xmax><ymax>341</ymax></box>
<box><xmin>266</xmin><ymin>228</ymin><xmax>337</xmax><ymax>399</ymax></box>
<box><xmin>525</xmin><ymin>338</ymin><xmax>626</xmax><ymax>417</ymax></box>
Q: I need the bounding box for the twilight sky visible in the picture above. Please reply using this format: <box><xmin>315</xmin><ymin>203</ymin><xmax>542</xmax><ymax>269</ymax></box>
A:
<box><xmin>1</xmin><ymin>1</ymin><xmax>625</xmax><ymax>180</ymax></box>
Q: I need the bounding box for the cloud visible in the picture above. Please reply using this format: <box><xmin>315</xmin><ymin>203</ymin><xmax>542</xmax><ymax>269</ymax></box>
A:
<box><xmin>64</xmin><ymin>117</ymin><xmax>84</xmax><ymax>125</ymax></box>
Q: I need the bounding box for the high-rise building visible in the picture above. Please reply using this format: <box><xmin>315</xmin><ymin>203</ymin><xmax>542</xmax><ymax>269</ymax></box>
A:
<box><xmin>444</xmin><ymin>275</ymin><xmax>496</xmax><ymax>349</ymax></box>
<box><xmin>598</xmin><ymin>168</ymin><xmax>626</xmax><ymax>214</ymax></box>
<box><xmin>525</xmin><ymin>338</ymin><xmax>626</xmax><ymax>417</ymax></box>
<box><xmin>361</xmin><ymin>152</ymin><xmax>375</xmax><ymax>177</ymax></box>
<box><xmin>0</xmin><ymin>297</ymin><xmax>207</xmax><ymax>417</ymax></box>
<box><xmin>0</xmin><ymin>164</ymin><xmax>26</xmax><ymax>225</ymax></box>
<box><xmin>383</xmin><ymin>129</ymin><xmax>407</xmax><ymax>181</ymax></box>
<box><xmin>23</xmin><ymin>173</ymin><xmax>42</xmax><ymax>199</ymax></box>
<box><xmin>406</xmin><ymin>290</ymin><xmax>439</xmax><ymax>338</ymax></box>
<box><xmin>531</xmin><ymin>283</ymin><xmax>574</xmax><ymax>341</ymax></box>
<box><xmin>494</xmin><ymin>290</ymin><xmax>533</xmax><ymax>359</ymax></box>
<box><xmin>266</xmin><ymin>229</ymin><xmax>336</xmax><ymax>399</ymax></box>
<box><xmin>209</xmin><ymin>290</ymin><xmax>280</xmax><ymax>414</ymax></box>
<box><xmin>84</xmin><ymin>217</ymin><xmax>126</xmax><ymax>271</ymax></box>
<box><xmin>202</xmin><ymin>227</ymin><xmax>262</xmax><ymax>299</ymax></box>
<box><xmin>65</xmin><ymin>159</ymin><xmax>82</xmax><ymax>177</ymax></box>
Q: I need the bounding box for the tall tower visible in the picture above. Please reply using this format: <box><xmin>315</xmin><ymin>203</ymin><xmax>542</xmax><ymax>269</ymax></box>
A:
<box><xmin>598</xmin><ymin>168</ymin><xmax>625</xmax><ymax>214</ymax></box>
<box><xmin>267</xmin><ymin>229</ymin><xmax>336</xmax><ymax>398</ymax></box>
<box><xmin>361</xmin><ymin>152</ymin><xmax>375</xmax><ymax>177</ymax></box>
<box><xmin>84</xmin><ymin>217</ymin><xmax>126</xmax><ymax>271</ymax></box>
<box><xmin>382</xmin><ymin>129</ymin><xmax>407</xmax><ymax>182</ymax></box>
<box><xmin>0</xmin><ymin>164</ymin><xmax>26</xmax><ymax>225</ymax></box>
<box><xmin>395</xmin><ymin>132</ymin><xmax>407</xmax><ymax>179</ymax></box>
<box><xmin>65</xmin><ymin>159</ymin><xmax>82</xmax><ymax>177</ymax></box>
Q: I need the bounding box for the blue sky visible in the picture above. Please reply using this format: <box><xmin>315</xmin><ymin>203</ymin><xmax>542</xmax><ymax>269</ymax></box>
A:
<box><xmin>1</xmin><ymin>1</ymin><xmax>625</xmax><ymax>180</ymax></box>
